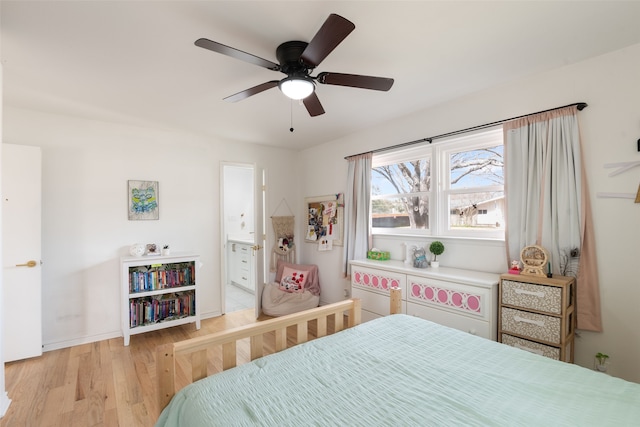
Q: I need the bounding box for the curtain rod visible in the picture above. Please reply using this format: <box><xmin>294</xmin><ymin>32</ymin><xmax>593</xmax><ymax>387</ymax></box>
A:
<box><xmin>345</xmin><ymin>102</ymin><xmax>587</xmax><ymax>159</ymax></box>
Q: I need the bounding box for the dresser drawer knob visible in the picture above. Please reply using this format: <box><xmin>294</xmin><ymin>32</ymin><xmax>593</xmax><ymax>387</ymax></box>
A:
<box><xmin>514</xmin><ymin>315</ymin><xmax>545</xmax><ymax>327</ymax></box>
<box><xmin>514</xmin><ymin>288</ymin><xmax>545</xmax><ymax>298</ymax></box>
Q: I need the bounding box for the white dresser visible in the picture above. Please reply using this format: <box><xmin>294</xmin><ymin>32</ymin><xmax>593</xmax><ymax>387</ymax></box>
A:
<box><xmin>350</xmin><ymin>259</ymin><xmax>500</xmax><ymax>340</ymax></box>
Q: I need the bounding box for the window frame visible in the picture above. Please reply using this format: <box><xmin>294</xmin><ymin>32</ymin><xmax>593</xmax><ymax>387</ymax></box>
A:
<box><xmin>371</xmin><ymin>145</ymin><xmax>433</xmax><ymax>236</ymax></box>
<box><xmin>436</xmin><ymin>128</ymin><xmax>504</xmax><ymax>239</ymax></box>
<box><xmin>371</xmin><ymin>127</ymin><xmax>504</xmax><ymax>240</ymax></box>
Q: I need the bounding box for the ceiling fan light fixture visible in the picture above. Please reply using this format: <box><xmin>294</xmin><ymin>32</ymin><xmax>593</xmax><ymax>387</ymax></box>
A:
<box><xmin>279</xmin><ymin>77</ymin><xmax>315</xmax><ymax>100</ymax></box>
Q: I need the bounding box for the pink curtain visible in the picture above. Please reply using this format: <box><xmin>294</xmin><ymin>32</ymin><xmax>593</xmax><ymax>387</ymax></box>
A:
<box><xmin>504</xmin><ymin>106</ymin><xmax>602</xmax><ymax>331</ymax></box>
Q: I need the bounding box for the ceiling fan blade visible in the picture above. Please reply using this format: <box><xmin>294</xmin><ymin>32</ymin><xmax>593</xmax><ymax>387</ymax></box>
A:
<box><xmin>316</xmin><ymin>72</ymin><xmax>394</xmax><ymax>91</ymax></box>
<box><xmin>301</xmin><ymin>14</ymin><xmax>355</xmax><ymax>67</ymax></box>
<box><xmin>224</xmin><ymin>81</ymin><xmax>279</xmax><ymax>103</ymax></box>
<box><xmin>303</xmin><ymin>92</ymin><xmax>325</xmax><ymax>117</ymax></box>
<box><xmin>195</xmin><ymin>38</ymin><xmax>280</xmax><ymax>71</ymax></box>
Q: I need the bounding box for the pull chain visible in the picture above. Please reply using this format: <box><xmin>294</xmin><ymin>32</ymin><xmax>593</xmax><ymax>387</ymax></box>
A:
<box><xmin>289</xmin><ymin>99</ymin><xmax>294</xmax><ymax>132</ymax></box>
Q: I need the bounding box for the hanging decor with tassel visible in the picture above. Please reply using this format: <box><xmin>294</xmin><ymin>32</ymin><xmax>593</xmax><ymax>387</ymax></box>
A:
<box><xmin>270</xmin><ymin>198</ymin><xmax>296</xmax><ymax>271</ymax></box>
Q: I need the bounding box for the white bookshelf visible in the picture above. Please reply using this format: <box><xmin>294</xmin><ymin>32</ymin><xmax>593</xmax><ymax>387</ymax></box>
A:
<box><xmin>121</xmin><ymin>252</ymin><xmax>201</xmax><ymax>346</ymax></box>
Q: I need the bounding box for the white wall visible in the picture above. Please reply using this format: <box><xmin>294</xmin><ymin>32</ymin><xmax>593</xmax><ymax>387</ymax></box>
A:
<box><xmin>223</xmin><ymin>164</ymin><xmax>255</xmax><ymax>239</ymax></box>
<box><xmin>3</xmin><ymin>107</ymin><xmax>297</xmax><ymax>351</ymax></box>
<box><xmin>298</xmin><ymin>43</ymin><xmax>640</xmax><ymax>383</ymax></box>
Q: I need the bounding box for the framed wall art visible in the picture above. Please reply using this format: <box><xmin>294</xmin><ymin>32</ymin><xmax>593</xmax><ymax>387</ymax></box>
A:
<box><xmin>305</xmin><ymin>193</ymin><xmax>343</xmax><ymax>246</ymax></box>
<box><xmin>128</xmin><ymin>180</ymin><xmax>159</xmax><ymax>220</ymax></box>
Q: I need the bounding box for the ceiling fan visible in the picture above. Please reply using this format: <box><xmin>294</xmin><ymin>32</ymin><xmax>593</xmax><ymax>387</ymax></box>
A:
<box><xmin>195</xmin><ymin>13</ymin><xmax>394</xmax><ymax>117</ymax></box>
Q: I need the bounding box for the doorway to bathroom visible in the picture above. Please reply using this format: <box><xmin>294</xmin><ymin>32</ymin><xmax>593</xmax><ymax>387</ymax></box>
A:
<box><xmin>221</xmin><ymin>162</ymin><xmax>265</xmax><ymax>316</ymax></box>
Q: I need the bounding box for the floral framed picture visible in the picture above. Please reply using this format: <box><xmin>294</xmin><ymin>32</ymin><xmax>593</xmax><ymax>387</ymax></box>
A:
<box><xmin>128</xmin><ymin>180</ymin><xmax>159</xmax><ymax>220</ymax></box>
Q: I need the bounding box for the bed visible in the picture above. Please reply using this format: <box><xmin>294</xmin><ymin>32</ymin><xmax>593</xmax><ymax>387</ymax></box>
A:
<box><xmin>156</xmin><ymin>299</ymin><xmax>640</xmax><ymax>426</ymax></box>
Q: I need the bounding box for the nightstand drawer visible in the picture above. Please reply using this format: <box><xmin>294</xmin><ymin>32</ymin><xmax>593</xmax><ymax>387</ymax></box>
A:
<box><xmin>501</xmin><ymin>307</ymin><xmax>561</xmax><ymax>344</ymax></box>
<box><xmin>502</xmin><ymin>279</ymin><xmax>562</xmax><ymax>314</ymax></box>
<box><xmin>502</xmin><ymin>334</ymin><xmax>560</xmax><ymax>360</ymax></box>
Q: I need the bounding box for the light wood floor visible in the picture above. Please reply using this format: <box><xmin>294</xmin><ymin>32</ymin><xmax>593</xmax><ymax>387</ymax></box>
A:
<box><xmin>1</xmin><ymin>309</ymin><xmax>264</xmax><ymax>427</ymax></box>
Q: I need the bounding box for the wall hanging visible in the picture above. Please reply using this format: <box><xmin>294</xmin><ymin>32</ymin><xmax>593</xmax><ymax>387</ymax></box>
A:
<box><xmin>305</xmin><ymin>193</ymin><xmax>344</xmax><ymax>247</ymax></box>
<box><xmin>128</xmin><ymin>180</ymin><xmax>159</xmax><ymax>220</ymax></box>
<box><xmin>270</xmin><ymin>198</ymin><xmax>296</xmax><ymax>271</ymax></box>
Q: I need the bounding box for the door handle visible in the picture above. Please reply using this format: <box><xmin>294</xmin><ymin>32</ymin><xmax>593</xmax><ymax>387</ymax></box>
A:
<box><xmin>16</xmin><ymin>260</ymin><xmax>37</xmax><ymax>268</ymax></box>
<box><xmin>251</xmin><ymin>244</ymin><xmax>263</xmax><ymax>254</ymax></box>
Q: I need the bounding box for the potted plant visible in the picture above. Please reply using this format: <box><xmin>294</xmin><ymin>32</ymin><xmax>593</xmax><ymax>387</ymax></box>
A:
<box><xmin>162</xmin><ymin>245</ymin><xmax>170</xmax><ymax>256</ymax></box>
<box><xmin>595</xmin><ymin>352</ymin><xmax>609</xmax><ymax>372</ymax></box>
<box><xmin>429</xmin><ymin>241</ymin><xmax>445</xmax><ymax>267</ymax></box>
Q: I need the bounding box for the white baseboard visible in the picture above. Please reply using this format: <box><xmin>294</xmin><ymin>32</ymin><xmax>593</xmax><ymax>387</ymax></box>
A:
<box><xmin>42</xmin><ymin>312</ymin><xmax>226</xmax><ymax>352</ymax></box>
<box><xmin>200</xmin><ymin>310</ymin><xmax>222</xmax><ymax>319</ymax></box>
<box><xmin>0</xmin><ymin>391</ymin><xmax>11</xmax><ymax>418</ymax></box>
<box><xmin>42</xmin><ymin>331</ymin><xmax>122</xmax><ymax>352</ymax></box>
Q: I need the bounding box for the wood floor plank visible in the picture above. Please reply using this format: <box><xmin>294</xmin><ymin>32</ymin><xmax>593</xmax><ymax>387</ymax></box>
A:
<box><xmin>1</xmin><ymin>309</ymin><xmax>271</xmax><ymax>427</ymax></box>
<box><xmin>40</xmin><ymin>385</ymin><xmax>69</xmax><ymax>427</ymax></box>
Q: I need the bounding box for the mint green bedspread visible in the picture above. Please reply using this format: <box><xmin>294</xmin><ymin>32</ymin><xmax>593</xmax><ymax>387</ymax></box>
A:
<box><xmin>156</xmin><ymin>315</ymin><xmax>640</xmax><ymax>426</ymax></box>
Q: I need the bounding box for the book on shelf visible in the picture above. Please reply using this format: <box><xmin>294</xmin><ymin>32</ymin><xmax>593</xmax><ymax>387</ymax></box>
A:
<box><xmin>128</xmin><ymin>262</ymin><xmax>196</xmax><ymax>293</ymax></box>
<box><xmin>129</xmin><ymin>291</ymin><xmax>196</xmax><ymax>328</ymax></box>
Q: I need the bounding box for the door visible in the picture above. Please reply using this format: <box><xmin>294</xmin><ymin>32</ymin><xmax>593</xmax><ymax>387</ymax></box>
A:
<box><xmin>2</xmin><ymin>143</ymin><xmax>42</xmax><ymax>362</ymax></box>
<box><xmin>253</xmin><ymin>168</ymin><xmax>266</xmax><ymax>318</ymax></box>
<box><xmin>221</xmin><ymin>163</ymin><xmax>265</xmax><ymax>316</ymax></box>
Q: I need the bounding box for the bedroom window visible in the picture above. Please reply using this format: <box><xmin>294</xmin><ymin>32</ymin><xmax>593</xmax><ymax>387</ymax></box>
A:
<box><xmin>372</xmin><ymin>128</ymin><xmax>504</xmax><ymax>239</ymax></box>
<box><xmin>371</xmin><ymin>146</ymin><xmax>431</xmax><ymax>233</ymax></box>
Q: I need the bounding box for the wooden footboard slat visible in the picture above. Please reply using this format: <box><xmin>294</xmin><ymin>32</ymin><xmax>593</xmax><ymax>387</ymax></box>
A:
<box><xmin>317</xmin><ymin>316</ymin><xmax>327</xmax><ymax>338</ymax></box>
<box><xmin>250</xmin><ymin>335</ymin><xmax>263</xmax><ymax>360</ymax></box>
<box><xmin>275</xmin><ymin>328</ymin><xmax>287</xmax><ymax>351</ymax></box>
<box><xmin>297</xmin><ymin>321</ymin><xmax>308</xmax><ymax>343</ymax></box>
<box><xmin>350</xmin><ymin>299</ymin><xmax>361</xmax><ymax>327</ymax></box>
<box><xmin>192</xmin><ymin>349</ymin><xmax>207</xmax><ymax>382</ymax></box>
<box><xmin>335</xmin><ymin>312</ymin><xmax>344</xmax><ymax>332</ymax></box>
<box><xmin>157</xmin><ymin>298</ymin><xmax>361</xmax><ymax>413</ymax></box>
<box><xmin>222</xmin><ymin>341</ymin><xmax>236</xmax><ymax>370</ymax></box>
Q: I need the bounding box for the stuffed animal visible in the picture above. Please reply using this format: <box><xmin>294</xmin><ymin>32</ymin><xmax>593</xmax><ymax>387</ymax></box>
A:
<box><xmin>278</xmin><ymin>238</ymin><xmax>289</xmax><ymax>252</ymax></box>
<box><xmin>413</xmin><ymin>247</ymin><xmax>428</xmax><ymax>268</ymax></box>
<box><xmin>509</xmin><ymin>260</ymin><xmax>521</xmax><ymax>274</ymax></box>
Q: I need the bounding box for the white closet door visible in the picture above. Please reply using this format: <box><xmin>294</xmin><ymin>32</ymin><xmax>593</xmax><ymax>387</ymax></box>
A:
<box><xmin>2</xmin><ymin>143</ymin><xmax>42</xmax><ymax>362</ymax></box>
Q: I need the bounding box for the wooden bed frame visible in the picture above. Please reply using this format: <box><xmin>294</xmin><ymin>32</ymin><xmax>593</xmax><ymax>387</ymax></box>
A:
<box><xmin>157</xmin><ymin>298</ymin><xmax>362</xmax><ymax>412</ymax></box>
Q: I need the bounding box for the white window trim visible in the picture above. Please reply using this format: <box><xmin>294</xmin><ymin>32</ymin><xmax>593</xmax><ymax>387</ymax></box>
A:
<box><xmin>436</xmin><ymin>128</ymin><xmax>504</xmax><ymax>239</ymax></box>
<box><xmin>372</xmin><ymin>127</ymin><xmax>504</xmax><ymax>240</ymax></box>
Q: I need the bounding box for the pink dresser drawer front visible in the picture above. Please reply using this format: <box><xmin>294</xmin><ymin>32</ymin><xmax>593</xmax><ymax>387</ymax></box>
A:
<box><xmin>407</xmin><ymin>276</ymin><xmax>490</xmax><ymax>320</ymax></box>
<box><xmin>502</xmin><ymin>334</ymin><xmax>560</xmax><ymax>360</ymax></box>
<box><xmin>502</xmin><ymin>279</ymin><xmax>562</xmax><ymax>314</ymax></box>
<box><xmin>351</xmin><ymin>267</ymin><xmax>406</xmax><ymax>296</ymax></box>
<box><xmin>501</xmin><ymin>307</ymin><xmax>561</xmax><ymax>344</ymax></box>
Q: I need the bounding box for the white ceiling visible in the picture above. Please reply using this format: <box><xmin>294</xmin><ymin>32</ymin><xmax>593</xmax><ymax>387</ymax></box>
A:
<box><xmin>3</xmin><ymin>1</ymin><xmax>640</xmax><ymax>151</ymax></box>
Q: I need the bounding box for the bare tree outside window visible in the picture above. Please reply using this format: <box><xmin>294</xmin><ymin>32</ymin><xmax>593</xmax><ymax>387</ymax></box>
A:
<box><xmin>449</xmin><ymin>145</ymin><xmax>504</xmax><ymax>229</ymax></box>
<box><xmin>372</xmin><ymin>159</ymin><xmax>430</xmax><ymax>229</ymax></box>
<box><xmin>371</xmin><ymin>136</ymin><xmax>504</xmax><ymax>237</ymax></box>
